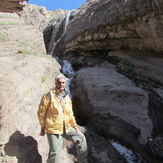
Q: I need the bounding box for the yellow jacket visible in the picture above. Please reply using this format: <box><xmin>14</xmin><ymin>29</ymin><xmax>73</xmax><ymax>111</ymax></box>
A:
<box><xmin>37</xmin><ymin>88</ymin><xmax>77</xmax><ymax>134</ymax></box>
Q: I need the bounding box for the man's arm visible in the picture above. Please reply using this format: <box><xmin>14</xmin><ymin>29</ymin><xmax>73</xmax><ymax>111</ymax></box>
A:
<box><xmin>74</xmin><ymin>125</ymin><xmax>80</xmax><ymax>133</ymax></box>
<box><xmin>39</xmin><ymin>126</ymin><xmax>45</xmax><ymax>136</ymax></box>
<box><xmin>37</xmin><ymin>94</ymin><xmax>50</xmax><ymax>136</ymax></box>
<box><xmin>67</xmin><ymin>97</ymin><xmax>78</xmax><ymax>133</ymax></box>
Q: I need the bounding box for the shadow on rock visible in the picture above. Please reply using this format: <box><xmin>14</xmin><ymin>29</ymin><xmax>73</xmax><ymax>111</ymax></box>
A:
<box><xmin>4</xmin><ymin>130</ymin><xmax>42</xmax><ymax>163</ymax></box>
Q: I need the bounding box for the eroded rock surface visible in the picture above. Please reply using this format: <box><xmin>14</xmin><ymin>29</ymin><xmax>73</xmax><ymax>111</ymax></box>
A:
<box><xmin>1</xmin><ymin>0</ymin><xmax>163</xmax><ymax>162</ymax></box>
<box><xmin>0</xmin><ymin>10</ymin><xmax>127</xmax><ymax>163</ymax></box>
<box><xmin>0</xmin><ymin>0</ymin><xmax>28</xmax><ymax>13</ymax></box>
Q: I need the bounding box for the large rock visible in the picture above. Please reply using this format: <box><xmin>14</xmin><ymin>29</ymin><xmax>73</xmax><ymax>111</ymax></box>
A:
<box><xmin>72</xmin><ymin>66</ymin><xmax>152</xmax><ymax>144</ymax></box>
<box><xmin>70</xmin><ymin>63</ymin><xmax>161</xmax><ymax>162</ymax></box>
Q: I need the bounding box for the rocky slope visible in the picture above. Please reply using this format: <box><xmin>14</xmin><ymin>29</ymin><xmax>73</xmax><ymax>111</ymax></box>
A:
<box><xmin>0</xmin><ymin>10</ymin><xmax>81</xmax><ymax>163</ymax></box>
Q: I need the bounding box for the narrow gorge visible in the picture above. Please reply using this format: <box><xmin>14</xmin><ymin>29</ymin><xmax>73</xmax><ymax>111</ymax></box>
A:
<box><xmin>0</xmin><ymin>0</ymin><xmax>163</xmax><ymax>163</ymax></box>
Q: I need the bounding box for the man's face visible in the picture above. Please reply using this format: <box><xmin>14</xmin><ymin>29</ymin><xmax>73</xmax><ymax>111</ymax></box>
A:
<box><xmin>56</xmin><ymin>78</ymin><xmax>66</xmax><ymax>91</ymax></box>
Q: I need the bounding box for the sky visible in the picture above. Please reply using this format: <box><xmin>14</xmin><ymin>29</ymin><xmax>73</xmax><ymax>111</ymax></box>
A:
<box><xmin>27</xmin><ymin>0</ymin><xmax>87</xmax><ymax>11</ymax></box>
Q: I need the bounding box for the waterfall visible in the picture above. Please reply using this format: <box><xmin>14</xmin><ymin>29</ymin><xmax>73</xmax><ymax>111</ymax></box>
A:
<box><xmin>50</xmin><ymin>11</ymin><xmax>71</xmax><ymax>56</ymax></box>
<box><xmin>61</xmin><ymin>60</ymin><xmax>75</xmax><ymax>98</ymax></box>
<box><xmin>62</xmin><ymin>11</ymin><xmax>71</xmax><ymax>39</ymax></box>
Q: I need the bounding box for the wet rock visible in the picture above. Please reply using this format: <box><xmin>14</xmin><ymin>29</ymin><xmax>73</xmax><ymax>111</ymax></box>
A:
<box><xmin>146</xmin><ymin>136</ymin><xmax>163</xmax><ymax>161</ymax></box>
<box><xmin>43</xmin><ymin>10</ymin><xmax>69</xmax><ymax>53</ymax></box>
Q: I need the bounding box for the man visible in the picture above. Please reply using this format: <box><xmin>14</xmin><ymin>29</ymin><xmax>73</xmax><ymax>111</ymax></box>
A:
<box><xmin>37</xmin><ymin>74</ymin><xmax>88</xmax><ymax>163</ymax></box>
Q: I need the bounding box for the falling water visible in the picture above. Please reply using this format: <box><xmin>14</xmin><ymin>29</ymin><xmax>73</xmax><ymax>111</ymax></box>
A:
<box><xmin>61</xmin><ymin>60</ymin><xmax>75</xmax><ymax>98</ymax></box>
<box><xmin>62</xmin><ymin>11</ymin><xmax>71</xmax><ymax>39</ymax></box>
<box><xmin>50</xmin><ymin>11</ymin><xmax>71</xmax><ymax>56</ymax></box>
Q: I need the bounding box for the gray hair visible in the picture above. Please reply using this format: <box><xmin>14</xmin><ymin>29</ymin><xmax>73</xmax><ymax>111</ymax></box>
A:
<box><xmin>55</xmin><ymin>74</ymin><xmax>66</xmax><ymax>85</ymax></box>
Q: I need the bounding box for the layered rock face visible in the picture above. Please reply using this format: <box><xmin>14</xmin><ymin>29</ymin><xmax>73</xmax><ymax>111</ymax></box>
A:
<box><xmin>0</xmin><ymin>0</ymin><xmax>28</xmax><ymax>13</ymax></box>
<box><xmin>50</xmin><ymin>0</ymin><xmax>163</xmax><ymax>54</ymax></box>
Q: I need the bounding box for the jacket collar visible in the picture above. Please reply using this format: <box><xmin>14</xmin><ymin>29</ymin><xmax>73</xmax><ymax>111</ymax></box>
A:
<box><xmin>53</xmin><ymin>88</ymin><xmax>69</xmax><ymax>96</ymax></box>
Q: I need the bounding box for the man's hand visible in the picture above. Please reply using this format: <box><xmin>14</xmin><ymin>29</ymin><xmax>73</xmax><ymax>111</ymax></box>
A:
<box><xmin>39</xmin><ymin>127</ymin><xmax>45</xmax><ymax>136</ymax></box>
<box><xmin>74</xmin><ymin>126</ymin><xmax>79</xmax><ymax>134</ymax></box>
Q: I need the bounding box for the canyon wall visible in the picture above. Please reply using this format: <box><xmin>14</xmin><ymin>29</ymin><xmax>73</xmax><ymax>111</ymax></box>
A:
<box><xmin>1</xmin><ymin>0</ymin><xmax>163</xmax><ymax>162</ymax></box>
<box><xmin>43</xmin><ymin>0</ymin><xmax>163</xmax><ymax>162</ymax></box>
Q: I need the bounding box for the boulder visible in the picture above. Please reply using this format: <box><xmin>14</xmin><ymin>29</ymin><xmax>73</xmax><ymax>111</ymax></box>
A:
<box><xmin>72</xmin><ymin>66</ymin><xmax>152</xmax><ymax>144</ymax></box>
<box><xmin>70</xmin><ymin>64</ymin><xmax>160</xmax><ymax>162</ymax></box>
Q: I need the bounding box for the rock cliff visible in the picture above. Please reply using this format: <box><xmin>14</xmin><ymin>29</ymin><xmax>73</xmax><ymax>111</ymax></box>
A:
<box><xmin>48</xmin><ymin>0</ymin><xmax>163</xmax><ymax>54</ymax></box>
<box><xmin>44</xmin><ymin>0</ymin><xmax>163</xmax><ymax>85</ymax></box>
<box><xmin>0</xmin><ymin>0</ymin><xmax>28</xmax><ymax>13</ymax></box>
